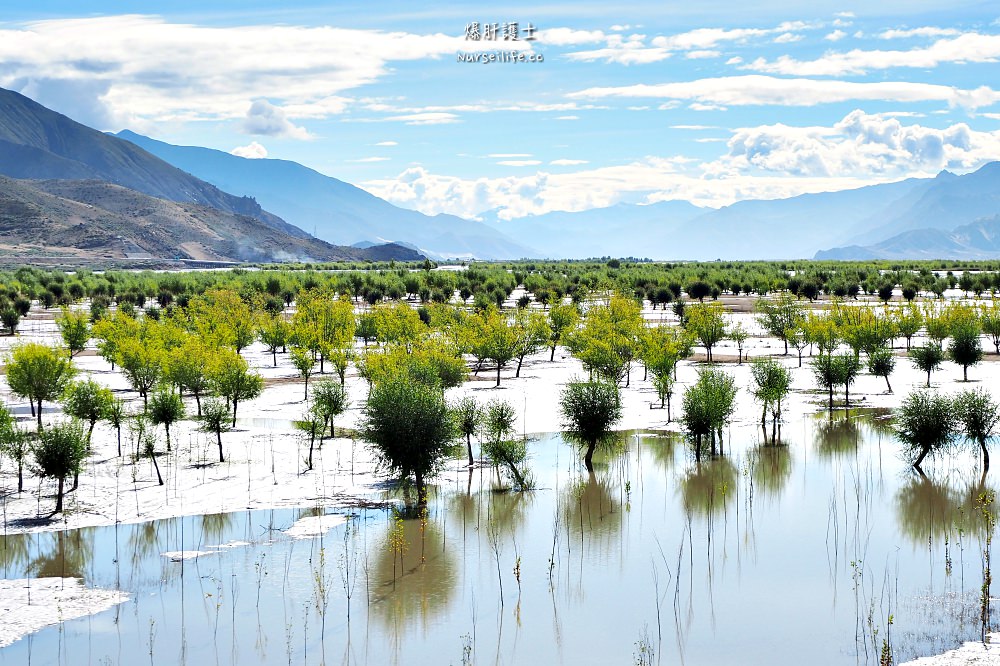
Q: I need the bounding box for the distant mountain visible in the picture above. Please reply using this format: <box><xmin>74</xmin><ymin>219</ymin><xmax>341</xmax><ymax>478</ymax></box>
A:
<box><xmin>0</xmin><ymin>87</ymin><xmax>307</xmax><ymax>239</ymax></box>
<box><xmin>0</xmin><ymin>176</ymin><xmax>409</xmax><ymax>263</ymax></box>
<box><xmin>114</xmin><ymin>131</ymin><xmax>537</xmax><ymax>260</ymax></box>
<box><xmin>817</xmin><ymin>215</ymin><xmax>1000</xmax><ymax>261</ymax></box>
<box><xmin>483</xmin><ymin>200</ymin><xmax>705</xmax><ymax>259</ymax></box>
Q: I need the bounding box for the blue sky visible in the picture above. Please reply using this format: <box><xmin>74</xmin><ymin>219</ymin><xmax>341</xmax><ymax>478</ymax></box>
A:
<box><xmin>2</xmin><ymin>1</ymin><xmax>999</xmax><ymax>219</ymax></box>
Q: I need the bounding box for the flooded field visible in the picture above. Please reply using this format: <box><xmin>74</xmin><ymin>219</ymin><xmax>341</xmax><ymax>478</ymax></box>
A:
<box><xmin>0</xmin><ymin>410</ymin><xmax>995</xmax><ymax>665</ymax></box>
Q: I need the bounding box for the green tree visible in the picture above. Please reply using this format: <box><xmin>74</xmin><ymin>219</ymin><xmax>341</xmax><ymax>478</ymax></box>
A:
<box><xmin>811</xmin><ymin>353</ymin><xmax>840</xmax><ymax>412</ymax></box>
<box><xmin>208</xmin><ymin>349</ymin><xmax>264</xmax><ymax>427</ymax></box>
<box><xmin>32</xmin><ymin>419</ymin><xmax>88</xmax><ymax>513</ymax></box>
<box><xmin>149</xmin><ymin>388</ymin><xmax>186</xmax><ymax>452</ymax></box>
<box><xmin>259</xmin><ymin>315</ymin><xmax>291</xmax><ymax>367</ymax></box>
<box><xmin>290</xmin><ymin>346</ymin><xmax>316</xmax><ymax>400</ymax></box>
<box><xmin>684</xmin><ymin>302</ymin><xmax>728</xmax><ymax>363</ymax></box>
<box><xmin>104</xmin><ymin>396</ymin><xmax>126</xmax><ymax>457</ymax></box>
<box><xmin>954</xmin><ymin>388</ymin><xmax>1000</xmax><ymax>473</ymax></box>
<box><xmin>895</xmin><ymin>390</ymin><xmax>956</xmax><ymax>470</ymax></box>
<box><xmin>568</xmin><ymin>295</ymin><xmax>643</xmax><ymax>386</ymax></box>
<box><xmin>5</xmin><ymin>343</ymin><xmax>76</xmax><ymax>428</ymax></box>
<box><xmin>311</xmin><ymin>379</ymin><xmax>349</xmax><ymax>438</ymax></box>
<box><xmin>0</xmin><ymin>405</ymin><xmax>29</xmax><ymax>492</ymax></box>
<box><xmin>559</xmin><ymin>379</ymin><xmax>623</xmax><ymax>473</ymax></box>
<box><xmin>62</xmin><ymin>379</ymin><xmax>114</xmax><ymax>447</ymax></box>
<box><xmin>681</xmin><ymin>369</ymin><xmax>738</xmax><ymax>459</ymax></box>
<box><xmin>199</xmin><ymin>397</ymin><xmax>232</xmax><ymax>463</ymax></box>
<box><xmin>547</xmin><ymin>302</ymin><xmax>579</xmax><ymax>361</ymax></box>
<box><xmin>165</xmin><ymin>337</ymin><xmax>211</xmax><ymax>416</ymax></box>
<box><xmin>360</xmin><ymin>378</ymin><xmax>456</xmax><ymax>506</ymax></box>
<box><xmin>949</xmin><ymin>321</ymin><xmax>983</xmax><ymax>381</ymax></box>
<box><xmin>478</xmin><ymin>306</ymin><xmax>518</xmax><ymax>387</ymax></box>
<box><xmin>749</xmin><ymin>358</ymin><xmax>792</xmax><ymax>434</ymax></box>
<box><xmin>295</xmin><ymin>402</ymin><xmax>325</xmax><ymax>471</ymax></box>
<box><xmin>512</xmin><ymin>309</ymin><xmax>551</xmax><ymax>378</ymax></box>
<box><xmin>481</xmin><ymin>399</ymin><xmax>530</xmax><ymax>489</ymax></box>
<box><xmin>729</xmin><ymin>322</ymin><xmax>749</xmax><ymax>364</ymax></box>
<box><xmin>910</xmin><ymin>342</ymin><xmax>945</xmax><ymax>388</ymax></box>
<box><xmin>755</xmin><ymin>294</ymin><xmax>805</xmax><ymax>355</ymax></box>
<box><xmin>454</xmin><ymin>396</ymin><xmax>482</xmax><ymax>467</ymax></box>
<box><xmin>868</xmin><ymin>346</ymin><xmax>896</xmax><ymax>393</ymax></box>
<box><xmin>56</xmin><ymin>308</ymin><xmax>91</xmax><ymax>357</ymax></box>
<box><xmin>0</xmin><ymin>307</ymin><xmax>20</xmax><ymax>335</ymax></box>
<box><xmin>117</xmin><ymin>336</ymin><xmax>163</xmax><ymax>407</ymax></box>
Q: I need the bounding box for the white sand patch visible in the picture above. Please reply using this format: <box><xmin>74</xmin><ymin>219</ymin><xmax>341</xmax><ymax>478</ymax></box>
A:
<box><xmin>162</xmin><ymin>550</ymin><xmax>215</xmax><ymax>561</ymax></box>
<box><xmin>0</xmin><ymin>577</ymin><xmax>128</xmax><ymax>648</ymax></box>
<box><xmin>284</xmin><ymin>513</ymin><xmax>348</xmax><ymax>539</ymax></box>
<box><xmin>900</xmin><ymin>633</ymin><xmax>1000</xmax><ymax>665</ymax></box>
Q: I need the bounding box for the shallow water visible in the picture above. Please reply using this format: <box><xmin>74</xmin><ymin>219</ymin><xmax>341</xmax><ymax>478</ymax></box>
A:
<box><xmin>0</xmin><ymin>409</ymin><xmax>996</xmax><ymax>665</ymax></box>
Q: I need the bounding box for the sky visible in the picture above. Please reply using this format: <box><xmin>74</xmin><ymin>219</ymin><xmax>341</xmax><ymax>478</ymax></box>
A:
<box><xmin>2</xmin><ymin>1</ymin><xmax>1000</xmax><ymax>220</ymax></box>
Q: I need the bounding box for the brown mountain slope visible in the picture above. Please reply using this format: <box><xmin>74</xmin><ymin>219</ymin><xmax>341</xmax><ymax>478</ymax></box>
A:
<box><xmin>0</xmin><ymin>176</ymin><xmax>401</xmax><ymax>262</ymax></box>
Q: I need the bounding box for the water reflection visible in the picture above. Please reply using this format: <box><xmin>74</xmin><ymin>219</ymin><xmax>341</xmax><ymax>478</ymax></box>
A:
<box><xmin>29</xmin><ymin>529</ymin><xmax>94</xmax><ymax>580</ymax></box>
<box><xmin>680</xmin><ymin>457</ymin><xmax>738</xmax><ymax>518</ymax></box>
<box><xmin>749</xmin><ymin>444</ymin><xmax>792</xmax><ymax>500</ymax></box>
<box><xmin>814</xmin><ymin>411</ymin><xmax>861</xmax><ymax>458</ymax></box>
<box><xmin>896</xmin><ymin>471</ymin><xmax>998</xmax><ymax>544</ymax></box>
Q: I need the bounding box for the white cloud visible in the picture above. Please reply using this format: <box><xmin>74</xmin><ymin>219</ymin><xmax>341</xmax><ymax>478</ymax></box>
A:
<box><xmin>230</xmin><ymin>141</ymin><xmax>268</xmax><ymax>159</ymax></box>
<box><xmin>709</xmin><ymin>110</ymin><xmax>1000</xmax><ymax>179</ymax></box>
<box><xmin>746</xmin><ymin>32</ymin><xmax>1000</xmax><ymax>76</ymax></box>
<box><xmin>556</xmin><ymin>115</ymin><xmax>579</xmax><ymax>120</ymax></box>
<box><xmin>726</xmin><ymin>56</ymin><xmax>743</xmax><ymax>65</ymax></box>
<box><xmin>569</xmin><ymin>74</ymin><xmax>1000</xmax><ymax>110</ymax></box>
<box><xmin>497</xmin><ymin>160</ymin><xmax>542</xmax><ymax>166</ymax></box>
<box><xmin>825</xmin><ymin>30</ymin><xmax>847</xmax><ymax>42</ymax></box>
<box><xmin>243</xmin><ymin>100</ymin><xmax>312</xmax><ymax>139</ymax></box>
<box><xmin>0</xmin><ymin>15</ymin><xmax>481</xmax><ymax>127</ymax></box>
<box><xmin>773</xmin><ymin>33</ymin><xmax>803</xmax><ymax>44</ymax></box>
<box><xmin>690</xmin><ymin>102</ymin><xmax>727</xmax><ymax>111</ymax></box>
<box><xmin>375</xmin><ymin>141</ymin><xmax>398</xmax><ymax>146</ymax></box>
<box><xmin>879</xmin><ymin>27</ymin><xmax>961</xmax><ymax>39</ymax></box>
<box><xmin>382</xmin><ymin>112</ymin><xmax>459</xmax><ymax>125</ymax></box>
<box><xmin>535</xmin><ymin>28</ymin><xmax>606</xmax><ymax>46</ymax></box>
<box><xmin>550</xmin><ymin>159</ymin><xmax>589</xmax><ymax>165</ymax></box>
<box><xmin>363</xmin><ymin>111</ymin><xmax>1000</xmax><ymax>220</ymax></box>
<box><xmin>686</xmin><ymin>50</ymin><xmax>721</xmax><ymax>59</ymax></box>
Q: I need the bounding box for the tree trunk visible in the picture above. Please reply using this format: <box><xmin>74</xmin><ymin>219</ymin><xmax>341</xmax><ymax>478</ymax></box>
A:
<box><xmin>152</xmin><ymin>454</ymin><xmax>163</xmax><ymax>486</ymax></box>
<box><xmin>319</xmin><ymin>355</ymin><xmax>325</xmax><ymax>374</ymax></box>
<box><xmin>195</xmin><ymin>392</ymin><xmax>202</xmax><ymax>417</ymax></box>
<box><xmin>16</xmin><ymin>462</ymin><xmax>23</xmax><ymax>493</ymax></box>
<box><xmin>116</xmin><ymin>427</ymin><xmax>122</xmax><ymax>457</ymax></box>
<box><xmin>762</xmin><ymin>405</ymin><xmax>768</xmax><ymax>429</ymax></box>
<box><xmin>87</xmin><ymin>421</ymin><xmax>96</xmax><ymax>451</ymax></box>
<box><xmin>666</xmin><ymin>397</ymin><xmax>671</xmax><ymax>423</ymax></box>
<box><xmin>165</xmin><ymin>424</ymin><xmax>172</xmax><ymax>452</ymax></box>
<box><xmin>926</xmin><ymin>370</ymin><xmax>931</xmax><ymax>388</ymax></box>
<box><xmin>913</xmin><ymin>444</ymin><xmax>931</xmax><ymax>469</ymax></box>
<box><xmin>982</xmin><ymin>437</ymin><xmax>990</xmax><ymax>475</ymax></box>
<box><xmin>54</xmin><ymin>476</ymin><xmax>64</xmax><ymax>514</ymax></box>
<box><xmin>307</xmin><ymin>430</ymin><xmax>315</xmax><ymax>470</ymax></box>
<box><xmin>584</xmin><ymin>440</ymin><xmax>596</xmax><ymax>473</ymax></box>
<box><xmin>36</xmin><ymin>400</ymin><xmax>42</xmax><ymax>428</ymax></box>
<box><xmin>797</xmin><ymin>351</ymin><xmax>802</xmax><ymax>368</ymax></box>
<box><xmin>844</xmin><ymin>383</ymin><xmax>850</xmax><ymax>408</ymax></box>
<box><xmin>783</xmin><ymin>338</ymin><xmax>789</xmax><ymax>355</ymax></box>
<box><xmin>217</xmin><ymin>430</ymin><xmax>225</xmax><ymax>463</ymax></box>
<box><xmin>516</xmin><ymin>356</ymin><xmax>524</xmax><ymax>378</ymax></box>
<box><xmin>496</xmin><ymin>363</ymin><xmax>501</xmax><ymax>387</ymax></box>
<box><xmin>828</xmin><ymin>385</ymin><xmax>834</xmax><ymax>412</ymax></box>
<box><xmin>695</xmin><ymin>434</ymin><xmax>702</xmax><ymax>462</ymax></box>
<box><xmin>964</xmin><ymin>365</ymin><xmax>969</xmax><ymax>381</ymax></box>
<box><xmin>550</xmin><ymin>345</ymin><xmax>556</xmax><ymax>362</ymax></box>
<box><xmin>415</xmin><ymin>470</ymin><xmax>427</xmax><ymax>508</ymax></box>
<box><xmin>231</xmin><ymin>399</ymin><xmax>238</xmax><ymax>428</ymax></box>
<box><xmin>466</xmin><ymin>433</ymin><xmax>474</xmax><ymax>467</ymax></box>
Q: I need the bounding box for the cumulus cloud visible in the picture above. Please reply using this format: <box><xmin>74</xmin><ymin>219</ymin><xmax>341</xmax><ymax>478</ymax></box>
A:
<box><xmin>230</xmin><ymin>141</ymin><xmax>268</xmax><ymax>159</ymax></box>
<box><xmin>243</xmin><ymin>100</ymin><xmax>312</xmax><ymax>139</ymax></box>
<box><xmin>362</xmin><ymin>112</ymin><xmax>1000</xmax><ymax>219</ymax></box>
<box><xmin>0</xmin><ymin>15</ymin><xmax>476</xmax><ymax>126</ymax></box>
<box><xmin>746</xmin><ymin>32</ymin><xmax>1000</xmax><ymax>76</ymax></box>
<box><xmin>569</xmin><ymin>75</ymin><xmax>1000</xmax><ymax>110</ymax></box>
<box><xmin>879</xmin><ymin>27</ymin><xmax>961</xmax><ymax>39</ymax></box>
<box><xmin>825</xmin><ymin>30</ymin><xmax>847</xmax><ymax>42</ymax></box>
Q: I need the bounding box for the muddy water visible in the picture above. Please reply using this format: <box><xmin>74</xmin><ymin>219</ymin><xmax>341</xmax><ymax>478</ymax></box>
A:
<box><xmin>0</xmin><ymin>409</ymin><xmax>996</xmax><ymax>665</ymax></box>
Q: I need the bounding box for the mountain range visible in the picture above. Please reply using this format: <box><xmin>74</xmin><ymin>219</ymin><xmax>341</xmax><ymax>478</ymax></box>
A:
<box><xmin>0</xmin><ymin>87</ymin><xmax>419</xmax><ymax>263</ymax></box>
<box><xmin>114</xmin><ymin>130</ymin><xmax>537</xmax><ymax>261</ymax></box>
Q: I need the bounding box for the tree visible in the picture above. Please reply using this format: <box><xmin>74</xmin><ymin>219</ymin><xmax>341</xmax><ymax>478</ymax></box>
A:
<box><xmin>481</xmin><ymin>399</ymin><xmax>530</xmax><ymax>489</ymax></box>
<box><xmin>0</xmin><ymin>405</ymin><xmax>29</xmax><ymax>492</ymax></box>
<box><xmin>143</xmin><ymin>429</ymin><xmax>164</xmax><ymax>486</ymax></box>
<box><xmin>5</xmin><ymin>343</ymin><xmax>76</xmax><ymax>428</ymax></box>
<box><xmin>895</xmin><ymin>390</ymin><xmax>955</xmax><ymax>470</ymax></box>
<box><xmin>56</xmin><ymin>308</ymin><xmax>91</xmax><ymax>357</ymax></box>
<box><xmin>910</xmin><ymin>342</ymin><xmax>945</xmax><ymax>388</ymax></box>
<box><xmin>568</xmin><ymin>295</ymin><xmax>643</xmax><ymax>386</ymax></box>
<box><xmin>0</xmin><ymin>307</ymin><xmax>20</xmax><ymax>335</ymax></box>
<box><xmin>749</xmin><ymin>358</ymin><xmax>791</xmax><ymax>435</ymax></box>
<box><xmin>681</xmin><ymin>369</ymin><xmax>738</xmax><ymax>459</ymax></box>
<box><xmin>954</xmin><ymin>388</ymin><xmax>1000</xmax><ymax>473</ymax></box>
<box><xmin>512</xmin><ymin>309</ymin><xmax>551</xmax><ymax>377</ymax></box>
<box><xmin>755</xmin><ymin>294</ymin><xmax>805</xmax><ymax>355</ymax></box>
<box><xmin>811</xmin><ymin>353</ymin><xmax>840</xmax><ymax>412</ymax></box>
<box><xmin>868</xmin><ymin>346</ymin><xmax>896</xmax><ymax>393</ymax></box>
<box><xmin>478</xmin><ymin>306</ymin><xmax>518</xmax><ymax>387</ymax></box>
<box><xmin>295</xmin><ymin>402</ymin><xmax>325</xmax><ymax>471</ymax></box>
<box><xmin>117</xmin><ymin>336</ymin><xmax>163</xmax><ymax>407</ymax></box>
<box><xmin>33</xmin><ymin>419</ymin><xmax>88</xmax><ymax>513</ymax></box>
<box><xmin>62</xmin><ymin>379</ymin><xmax>114</xmax><ymax>447</ymax></box>
<box><xmin>454</xmin><ymin>396</ymin><xmax>482</xmax><ymax>467</ymax></box>
<box><xmin>208</xmin><ymin>349</ymin><xmax>264</xmax><ymax>427</ymax></box>
<box><xmin>949</xmin><ymin>321</ymin><xmax>983</xmax><ymax>381</ymax></box>
<box><xmin>686</xmin><ymin>280</ymin><xmax>712</xmax><ymax>302</ymax></box>
<box><xmin>149</xmin><ymin>388</ymin><xmax>186</xmax><ymax>452</ymax></box>
<box><xmin>290</xmin><ymin>346</ymin><xmax>316</xmax><ymax>400</ymax></box>
<box><xmin>104</xmin><ymin>396</ymin><xmax>126</xmax><ymax>457</ymax></box>
<box><xmin>311</xmin><ymin>379</ymin><xmax>349</xmax><ymax>438</ymax></box>
<box><xmin>547</xmin><ymin>302</ymin><xmax>579</xmax><ymax>361</ymax></box>
<box><xmin>199</xmin><ymin>398</ymin><xmax>232</xmax><ymax>463</ymax></box>
<box><xmin>559</xmin><ymin>379</ymin><xmax>623</xmax><ymax>473</ymax></box>
<box><xmin>894</xmin><ymin>304</ymin><xmax>923</xmax><ymax>350</ymax></box>
<box><xmin>165</xmin><ymin>337</ymin><xmax>211</xmax><ymax>416</ymax></box>
<box><xmin>259</xmin><ymin>315</ymin><xmax>291</xmax><ymax>367</ymax></box>
<box><xmin>684</xmin><ymin>302</ymin><xmax>727</xmax><ymax>363</ymax></box>
<box><xmin>359</xmin><ymin>378</ymin><xmax>456</xmax><ymax>506</ymax></box>
<box><xmin>729</xmin><ymin>322</ymin><xmax>749</xmax><ymax>364</ymax></box>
